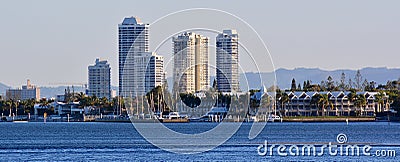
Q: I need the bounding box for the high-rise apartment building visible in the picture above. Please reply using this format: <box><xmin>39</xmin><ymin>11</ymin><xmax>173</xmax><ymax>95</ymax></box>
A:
<box><xmin>144</xmin><ymin>53</ymin><xmax>164</xmax><ymax>93</ymax></box>
<box><xmin>173</xmin><ymin>32</ymin><xmax>209</xmax><ymax>93</ymax></box>
<box><xmin>88</xmin><ymin>58</ymin><xmax>111</xmax><ymax>99</ymax></box>
<box><xmin>119</xmin><ymin>17</ymin><xmax>164</xmax><ymax>97</ymax></box>
<box><xmin>216</xmin><ymin>29</ymin><xmax>239</xmax><ymax>92</ymax></box>
<box><xmin>118</xmin><ymin>17</ymin><xmax>149</xmax><ymax>97</ymax></box>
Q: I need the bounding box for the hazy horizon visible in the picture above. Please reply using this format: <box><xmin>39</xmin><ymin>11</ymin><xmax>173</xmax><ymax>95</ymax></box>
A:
<box><xmin>1</xmin><ymin>66</ymin><xmax>399</xmax><ymax>88</ymax></box>
<box><xmin>1</xmin><ymin>0</ymin><xmax>399</xmax><ymax>87</ymax></box>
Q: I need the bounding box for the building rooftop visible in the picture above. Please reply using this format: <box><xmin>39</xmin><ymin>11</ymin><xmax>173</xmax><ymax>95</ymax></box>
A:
<box><xmin>94</xmin><ymin>58</ymin><xmax>108</xmax><ymax>65</ymax></box>
<box><xmin>121</xmin><ymin>16</ymin><xmax>143</xmax><ymax>25</ymax></box>
<box><xmin>217</xmin><ymin>29</ymin><xmax>238</xmax><ymax>39</ymax></box>
<box><xmin>223</xmin><ymin>29</ymin><xmax>237</xmax><ymax>35</ymax></box>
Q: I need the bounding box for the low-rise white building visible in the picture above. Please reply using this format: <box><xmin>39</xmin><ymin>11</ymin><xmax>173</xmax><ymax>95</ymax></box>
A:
<box><xmin>53</xmin><ymin>102</ymin><xmax>83</xmax><ymax>115</ymax></box>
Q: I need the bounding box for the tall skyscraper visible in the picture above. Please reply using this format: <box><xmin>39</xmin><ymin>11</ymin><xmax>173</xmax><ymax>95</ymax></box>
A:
<box><xmin>216</xmin><ymin>29</ymin><xmax>239</xmax><ymax>92</ymax></box>
<box><xmin>118</xmin><ymin>17</ymin><xmax>149</xmax><ymax>97</ymax></box>
<box><xmin>88</xmin><ymin>58</ymin><xmax>111</xmax><ymax>99</ymax></box>
<box><xmin>173</xmin><ymin>32</ymin><xmax>209</xmax><ymax>93</ymax></box>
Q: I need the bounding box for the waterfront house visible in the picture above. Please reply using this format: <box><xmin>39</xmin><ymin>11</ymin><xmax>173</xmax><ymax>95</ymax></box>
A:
<box><xmin>276</xmin><ymin>91</ymin><xmax>390</xmax><ymax>117</ymax></box>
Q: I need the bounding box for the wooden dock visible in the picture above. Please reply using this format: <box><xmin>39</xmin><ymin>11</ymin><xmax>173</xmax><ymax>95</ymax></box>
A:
<box><xmin>159</xmin><ymin>118</ymin><xmax>189</xmax><ymax>123</ymax></box>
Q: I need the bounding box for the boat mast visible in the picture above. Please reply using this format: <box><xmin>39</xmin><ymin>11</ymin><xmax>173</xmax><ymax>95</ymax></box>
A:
<box><xmin>119</xmin><ymin>96</ymin><xmax>122</xmax><ymax>116</ymax></box>
<box><xmin>116</xmin><ymin>97</ymin><xmax>118</xmax><ymax>115</ymax></box>
<box><xmin>157</xmin><ymin>92</ymin><xmax>160</xmax><ymax>113</ymax></box>
<box><xmin>141</xmin><ymin>94</ymin><xmax>144</xmax><ymax>115</ymax></box>
<box><xmin>150</xmin><ymin>93</ymin><xmax>154</xmax><ymax>113</ymax></box>
<box><xmin>216</xmin><ymin>92</ymin><xmax>219</xmax><ymax>107</ymax></box>
<box><xmin>135</xmin><ymin>92</ymin><xmax>138</xmax><ymax>116</ymax></box>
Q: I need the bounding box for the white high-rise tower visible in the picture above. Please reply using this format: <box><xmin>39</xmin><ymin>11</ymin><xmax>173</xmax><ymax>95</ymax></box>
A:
<box><xmin>216</xmin><ymin>29</ymin><xmax>239</xmax><ymax>92</ymax></box>
<box><xmin>118</xmin><ymin>17</ymin><xmax>149</xmax><ymax>97</ymax></box>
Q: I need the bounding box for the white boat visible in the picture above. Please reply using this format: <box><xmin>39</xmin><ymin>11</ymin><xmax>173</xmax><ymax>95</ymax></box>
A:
<box><xmin>267</xmin><ymin>114</ymin><xmax>282</xmax><ymax>122</ymax></box>
<box><xmin>191</xmin><ymin>106</ymin><xmax>228</xmax><ymax>122</ymax></box>
<box><xmin>168</xmin><ymin>112</ymin><xmax>180</xmax><ymax>119</ymax></box>
<box><xmin>245</xmin><ymin>115</ymin><xmax>259</xmax><ymax>122</ymax></box>
<box><xmin>157</xmin><ymin>112</ymin><xmax>189</xmax><ymax>123</ymax></box>
<box><xmin>13</xmin><ymin>120</ymin><xmax>28</xmax><ymax>123</ymax></box>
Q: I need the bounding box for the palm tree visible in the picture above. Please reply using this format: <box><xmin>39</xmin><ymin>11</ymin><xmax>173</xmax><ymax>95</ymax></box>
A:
<box><xmin>99</xmin><ymin>97</ymin><xmax>109</xmax><ymax>114</ymax></box>
<box><xmin>4</xmin><ymin>100</ymin><xmax>13</xmax><ymax>117</ymax></box>
<box><xmin>374</xmin><ymin>91</ymin><xmax>385</xmax><ymax>112</ymax></box>
<box><xmin>20</xmin><ymin>100</ymin><xmax>28</xmax><ymax>115</ymax></box>
<box><xmin>25</xmin><ymin>99</ymin><xmax>36</xmax><ymax>115</ymax></box>
<box><xmin>88</xmin><ymin>95</ymin><xmax>99</xmax><ymax>114</ymax></box>
<box><xmin>278</xmin><ymin>93</ymin><xmax>289</xmax><ymax>116</ymax></box>
<box><xmin>0</xmin><ymin>100</ymin><xmax>4</xmax><ymax>116</ymax></box>
<box><xmin>111</xmin><ymin>97</ymin><xmax>118</xmax><ymax>115</ymax></box>
<box><xmin>354</xmin><ymin>94</ymin><xmax>367</xmax><ymax>116</ymax></box>
<box><xmin>0</xmin><ymin>100</ymin><xmax>6</xmax><ymax>114</ymax></box>
<box><xmin>79</xmin><ymin>95</ymin><xmax>90</xmax><ymax>108</ymax></box>
<box><xmin>11</xmin><ymin>100</ymin><xmax>19</xmax><ymax>117</ymax></box>
<box><xmin>2</xmin><ymin>99</ymin><xmax>19</xmax><ymax>117</ymax></box>
<box><xmin>19</xmin><ymin>99</ymin><xmax>35</xmax><ymax>115</ymax></box>
<box><xmin>75</xmin><ymin>92</ymin><xmax>86</xmax><ymax>102</ymax></box>
<box><xmin>39</xmin><ymin>98</ymin><xmax>49</xmax><ymax>108</ymax></box>
<box><xmin>317</xmin><ymin>94</ymin><xmax>331</xmax><ymax>116</ymax></box>
<box><xmin>347</xmin><ymin>91</ymin><xmax>357</xmax><ymax>116</ymax></box>
<box><xmin>348</xmin><ymin>91</ymin><xmax>357</xmax><ymax>102</ymax></box>
<box><xmin>38</xmin><ymin>98</ymin><xmax>49</xmax><ymax>115</ymax></box>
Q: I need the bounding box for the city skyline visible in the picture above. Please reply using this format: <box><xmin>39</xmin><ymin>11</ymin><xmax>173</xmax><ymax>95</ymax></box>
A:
<box><xmin>1</xmin><ymin>1</ymin><xmax>400</xmax><ymax>87</ymax></box>
<box><xmin>0</xmin><ymin>2</ymin><xmax>399</xmax><ymax>161</ymax></box>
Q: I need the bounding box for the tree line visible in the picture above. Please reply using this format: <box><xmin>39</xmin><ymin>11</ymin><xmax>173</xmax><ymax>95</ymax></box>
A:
<box><xmin>0</xmin><ymin>92</ymin><xmax>125</xmax><ymax>117</ymax></box>
<box><xmin>289</xmin><ymin>70</ymin><xmax>399</xmax><ymax>92</ymax></box>
<box><xmin>283</xmin><ymin>70</ymin><xmax>400</xmax><ymax>114</ymax></box>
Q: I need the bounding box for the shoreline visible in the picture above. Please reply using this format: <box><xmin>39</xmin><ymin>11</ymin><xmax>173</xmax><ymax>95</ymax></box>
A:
<box><xmin>282</xmin><ymin>117</ymin><xmax>376</xmax><ymax>122</ymax></box>
<box><xmin>3</xmin><ymin>117</ymin><xmax>386</xmax><ymax>123</ymax></box>
<box><xmin>5</xmin><ymin>116</ymin><xmax>398</xmax><ymax>123</ymax></box>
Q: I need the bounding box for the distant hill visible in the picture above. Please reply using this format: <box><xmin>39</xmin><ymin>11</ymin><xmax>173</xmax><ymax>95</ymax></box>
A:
<box><xmin>40</xmin><ymin>86</ymin><xmax>86</xmax><ymax>98</ymax></box>
<box><xmin>240</xmin><ymin>67</ymin><xmax>400</xmax><ymax>90</ymax></box>
<box><xmin>166</xmin><ymin>67</ymin><xmax>400</xmax><ymax>91</ymax></box>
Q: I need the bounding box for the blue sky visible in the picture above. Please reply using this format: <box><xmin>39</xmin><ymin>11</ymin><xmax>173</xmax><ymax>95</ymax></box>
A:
<box><xmin>0</xmin><ymin>0</ymin><xmax>399</xmax><ymax>87</ymax></box>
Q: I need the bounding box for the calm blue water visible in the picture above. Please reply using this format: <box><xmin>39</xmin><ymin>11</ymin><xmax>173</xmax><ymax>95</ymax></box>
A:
<box><xmin>0</xmin><ymin>122</ymin><xmax>399</xmax><ymax>161</ymax></box>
